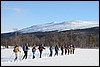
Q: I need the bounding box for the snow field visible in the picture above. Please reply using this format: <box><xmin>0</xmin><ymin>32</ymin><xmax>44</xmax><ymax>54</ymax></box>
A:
<box><xmin>1</xmin><ymin>47</ymin><xmax>99</xmax><ymax>66</ymax></box>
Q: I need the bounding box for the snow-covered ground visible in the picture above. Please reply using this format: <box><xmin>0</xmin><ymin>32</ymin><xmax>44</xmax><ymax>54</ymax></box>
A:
<box><xmin>1</xmin><ymin>46</ymin><xmax>99</xmax><ymax>66</ymax></box>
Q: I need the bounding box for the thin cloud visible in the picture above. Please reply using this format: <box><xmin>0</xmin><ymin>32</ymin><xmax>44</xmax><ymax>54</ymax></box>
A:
<box><xmin>2</xmin><ymin>7</ymin><xmax>23</xmax><ymax>13</ymax></box>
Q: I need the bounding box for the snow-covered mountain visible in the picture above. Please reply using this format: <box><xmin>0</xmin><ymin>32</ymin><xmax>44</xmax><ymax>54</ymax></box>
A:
<box><xmin>19</xmin><ymin>20</ymin><xmax>99</xmax><ymax>33</ymax></box>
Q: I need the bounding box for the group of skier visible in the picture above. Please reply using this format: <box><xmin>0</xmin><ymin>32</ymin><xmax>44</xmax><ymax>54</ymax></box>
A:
<box><xmin>13</xmin><ymin>43</ymin><xmax>75</xmax><ymax>61</ymax></box>
<box><xmin>13</xmin><ymin>43</ymin><xmax>29</xmax><ymax>61</ymax></box>
<box><xmin>49</xmin><ymin>44</ymin><xmax>75</xmax><ymax>57</ymax></box>
<box><xmin>13</xmin><ymin>43</ymin><xmax>46</xmax><ymax>61</ymax></box>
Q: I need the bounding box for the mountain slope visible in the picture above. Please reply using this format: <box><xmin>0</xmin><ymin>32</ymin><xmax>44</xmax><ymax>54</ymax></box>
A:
<box><xmin>19</xmin><ymin>20</ymin><xmax>99</xmax><ymax>33</ymax></box>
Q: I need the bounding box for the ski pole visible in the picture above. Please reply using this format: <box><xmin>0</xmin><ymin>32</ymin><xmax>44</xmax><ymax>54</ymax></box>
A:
<box><xmin>9</xmin><ymin>52</ymin><xmax>14</xmax><ymax>61</ymax></box>
<box><xmin>28</xmin><ymin>52</ymin><xmax>32</xmax><ymax>59</ymax></box>
<box><xmin>45</xmin><ymin>48</ymin><xmax>46</xmax><ymax>58</ymax></box>
<box><xmin>19</xmin><ymin>51</ymin><xmax>22</xmax><ymax>61</ymax></box>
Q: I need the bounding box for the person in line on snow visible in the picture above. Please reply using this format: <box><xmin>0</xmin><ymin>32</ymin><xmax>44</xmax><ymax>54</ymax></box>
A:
<box><xmin>13</xmin><ymin>44</ymin><xmax>20</xmax><ymax>61</ymax></box>
<box><xmin>54</xmin><ymin>44</ymin><xmax>59</xmax><ymax>56</ymax></box>
<box><xmin>61</xmin><ymin>44</ymin><xmax>64</xmax><ymax>55</ymax></box>
<box><xmin>64</xmin><ymin>44</ymin><xmax>68</xmax><ymax>55</ymax></box>
<box><xmin>70</xmin><ymin>44</ymin><xmax>75</xmax><ymax>54</ymax></box>
<box><xmin>49</xmin><ymin>45</ymin><xmax>53</xmax><ymax>57</ymax></box>
<box><xmin>22</xmin><ymin>43</ymin><xmax>29</xmax><ymax>60</ymax></box>
<box><xmin>32</xmin><ymin>44</ymin><xmax>36</xmax><ymax>59</ymax></box>
<box><xmin>38</xmin><ymin>44</ymin><xmax>45</xmax><ymax>58</ymax></box>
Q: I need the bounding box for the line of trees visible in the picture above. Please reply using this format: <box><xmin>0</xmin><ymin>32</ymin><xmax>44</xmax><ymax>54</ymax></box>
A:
<box><xmin>1</xmin><ymin>30</ymin><xmax>99</xmax><ymax>48</ymax></box>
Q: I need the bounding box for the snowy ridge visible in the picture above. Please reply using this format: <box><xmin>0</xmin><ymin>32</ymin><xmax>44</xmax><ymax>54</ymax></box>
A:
<box><xmin>19</xmin><ymin>20</ymin><xmax>99</xmax><ymax>33</ymax></box>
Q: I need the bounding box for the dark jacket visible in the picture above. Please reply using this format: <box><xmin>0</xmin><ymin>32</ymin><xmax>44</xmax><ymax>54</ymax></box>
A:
<box><xmin>55</xmin><ymin>45</ymin><xmax>59</xmax><ymax>51</ymax></box>
<box><xmin>38</xmin><ymin>45</ymin><xmax>45</xmax><ymax>51</ymax></box>
<box><xmin>49</xmin><ymin>46</ymin><xmax>53</xmax><ymax>51</ymax></box>
<box><xmin>32</xmin><ymin>46</ymin><xmax>36</xmax><ymax>52</ymax></box>
<box><xmin>61</xmin><ymin>44</ymin><xmax>64</xmax><ymax>50</ymax></box>
<box><xmin>22</xmin><ymin>44</ymin><xmax>29</xmax><ymax>51</ymax></box>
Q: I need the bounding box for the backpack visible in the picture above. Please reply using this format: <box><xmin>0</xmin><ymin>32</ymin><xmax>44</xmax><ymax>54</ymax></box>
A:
<box><xmin>26</xmin><ymin>45</ymin><xmax>28</xmax><ymax>50</ymax></box>
<box><xmin>13</xmin><ymin>47</ymin><xmax>17</xmax><ymax>52</ymax></box>
<box><xmin>49</xmin><ymin>46</ymin><xmax>52</xmax><ymax>50</ymax></box>
<box><xmin>32</xmin><ymin>47</ymin><xmax>36</xmax><ymax>52</ymax></box>
<box><xmin>13</xmin><ymin>46</ymin><xmax>20</xmax><ymax>52</ymax></box>
<box><xmin>55</xmin><ymin>45</ymin><xmax>59</xmax><ymax>50</ymax></box>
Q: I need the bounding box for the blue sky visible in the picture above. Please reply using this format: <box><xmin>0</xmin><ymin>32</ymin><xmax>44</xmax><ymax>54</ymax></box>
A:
<box><xmin>1</xmin><ymin>1</ymin><xmax>99</xmax><ymax>33</ymax></box>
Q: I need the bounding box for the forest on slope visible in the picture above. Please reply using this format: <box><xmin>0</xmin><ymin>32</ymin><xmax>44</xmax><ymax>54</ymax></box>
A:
<box><xmin>1</xmin><ymin>27</ymin><xmax>99</xmax><ymax>48</ymax></box>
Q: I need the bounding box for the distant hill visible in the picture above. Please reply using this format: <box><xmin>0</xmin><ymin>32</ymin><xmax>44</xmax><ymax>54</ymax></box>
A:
<box><xmin>18</xmin><ymin>20</ymin><xmax>99</xmax><ymax>33</ymax></box>
<box><xmin>1</xmin><ymin>27</ymin><xmax>99</xmax><ymax>38</ymax></box>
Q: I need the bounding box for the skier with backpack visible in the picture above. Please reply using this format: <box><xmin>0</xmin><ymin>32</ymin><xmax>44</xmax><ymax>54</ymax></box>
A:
<box><xmin>22</xmin><ymin>43</ymin><xmax>29</xmax><ymax>60</ymax></box>
<box><xmin>38</xmin><ymin>44</ymin><xmax>45</xmax><ymax>58</ymax></box>
<box><xmin>61</xmin><ymin>44</ymin><xmax>64</xmax><ymax>55</ymax></box>
<box><xmin>70</xmin><ymin>45</ymin><xmax>73</xmax><ymax>54</ymax></box>
<box><xmin>32</xmin><ymin>44</ymin><xmax>36</xmax><ymax>59</ymax></box>
<box><xmin>49</xmin><ymin>45</ymin><xmax>53</xmax><ymax>57</ymax></box>
<box><xmin>64</xmin><ymin>44</ymin><xmax>67</xmax><ymax>55</ymax></box>
<box><xmin>71</xmin><ymin>44</ymin><xmax>75</xmax><ymax>54</ymax></box>
<box><xmin>13</xmin><ymin>44</ymin><xmax>20</xmax><ymax>61</ymax></box>
<box><xmin>72</xmin><ymin>45</ymin><xmax>75</xmax><ymax>54</ymax></box>
<box><xmin>68</xmin><ymin>45</ymin><xmax>70</xmax><ymax>55</ymax></box>
<box><xmin>54</xmin><ymin>44</ymin><xmax>59</xmax><ymax>56</ymax></box>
